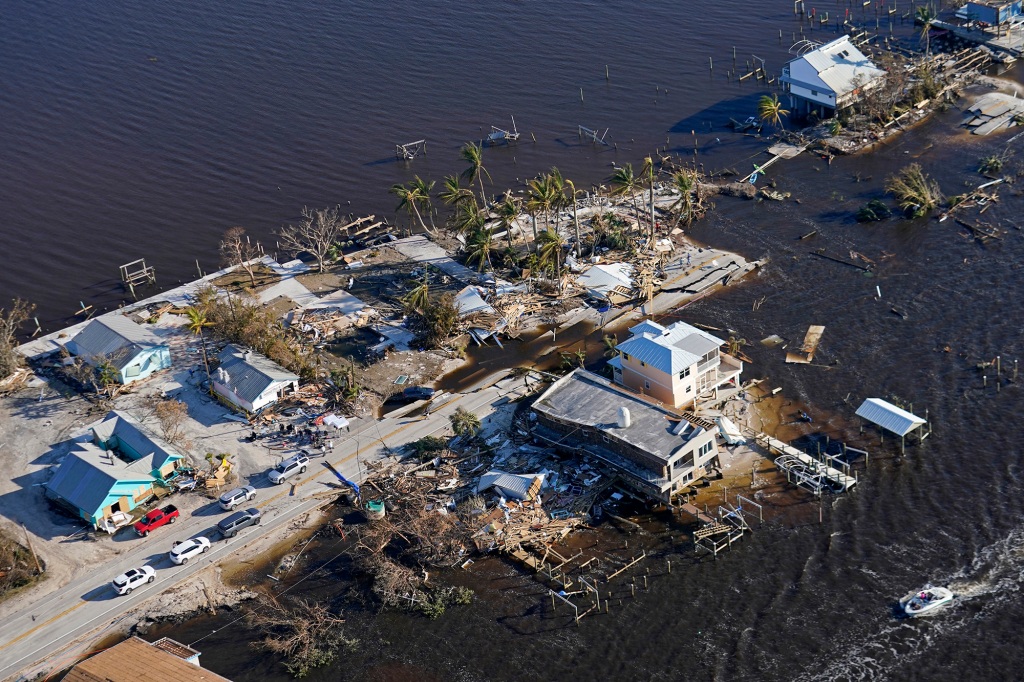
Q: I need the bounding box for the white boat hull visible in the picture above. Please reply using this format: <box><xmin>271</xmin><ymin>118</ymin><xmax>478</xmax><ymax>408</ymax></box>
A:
<box><xmin>900</xmin><ymin>585</ymin><xmax>954</xmax><ymax>617</ymax></box>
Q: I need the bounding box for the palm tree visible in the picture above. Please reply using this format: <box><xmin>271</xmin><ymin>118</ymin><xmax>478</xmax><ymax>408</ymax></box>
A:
<box><xmin>495</xmin><ymin>191</ymin><xmax>521</xmax><ymax>249</ymax></box>
<box><xmin>669</xmin><ymin>170</ymin><xmax>697</xmax><ymax>229</ymax></box>
<box><xmin>403</xmin><ymin>270</ymin><xmax>430</xmax><ymax>313</ymax></box>
<box><xmin>449</xmin><ymin>407</ymin><xmax>481</xmax><ymax>438</ymax></box>
<box><xmin>185</xmin><ymin>306</ymin><xmax>213</xmax><ymax>391</ymax></box>
<box><xmin>609</xmin><ymin>164</ymin><xmax>644</xmax><ymax>237</ymax></box>
<box><xmin>548</xmin><ymin>167</ymin><xmax>567</xmax><ymax>233</ymax></box>
<box><xmin>451</xmin><ymin>200</ymin><xmax>486</xmax><ymax>239</ymax></box>
<box><xmin>464</xmin><ymin>228</ymin><xmax>495</xmax><ymax>272</ymax></box>
<box><xmin>757</xmin><ymin>94</ymin><xmax>790</xmax><ymax>132</ymax></box>
<box><xmin>438</xmin><ymin>174</ymin><xmax>474</xmax><ymax>208</ymax></box>
<box><xmin>564</xmin><ymin>178</ymin><xmax>582</xmax><ymax>259</ymax></box>
<box><xmin>641</xmin><ymin>156</ymin><xmax>657</xmax><ymax>245</ymax></box>
<box><xmin>460</xmin><ymin>142</ymin><xmax>491</xmax><ymax>207</ymax></box>
<box><xmin>526</xmin><ymin>174</ymin><xmax>555</xmax><ymax>251</ymax></box>
<box><xmin>390</xmin><ymin>176</ymin><xmax>436</xmax><ymax>234</ymax></box>
<box><xmin>916</xmin><ymin>6</ymin><xmax>935</xmax><ymax>56</ymax></box>
<box><xmin>537</xmin><ymin>227</ymin><xmax>566</xmax><ymax>292</ymax></box>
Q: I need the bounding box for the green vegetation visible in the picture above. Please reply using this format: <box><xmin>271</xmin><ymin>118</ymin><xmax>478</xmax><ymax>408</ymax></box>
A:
<box><xmin>449</xmin><ymin>407</ymin><xmax>481</xmax><ymax>438</ymax></box>
<box><xmin>855</xmin><ymin>199</ymin><xmax>893</xmax><ymax>223</ymax></box>
<box><xmin>885</xmin><ymin>163</ymin><xmax>943</xmax><ymax>218</ymax></box>
<box><xmin>757</xmin><ymin>93</ymin><xmax>790</xmax><ymax>131</ymax></box>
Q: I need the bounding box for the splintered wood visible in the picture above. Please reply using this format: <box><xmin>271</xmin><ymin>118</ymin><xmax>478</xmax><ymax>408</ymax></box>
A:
<box><xmin>785</xmin><ymin>325</ymin><xmax>825</xmax><ymax>364</ymax></box>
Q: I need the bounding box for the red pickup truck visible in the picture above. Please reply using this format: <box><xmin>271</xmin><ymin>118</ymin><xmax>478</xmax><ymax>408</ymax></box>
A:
<box><xmin>134</xmin><ymin>505</ymin><xmax>179</xmax><ymax>537</ymax></box>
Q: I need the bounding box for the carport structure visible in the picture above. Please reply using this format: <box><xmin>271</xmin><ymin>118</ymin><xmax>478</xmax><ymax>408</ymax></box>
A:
<box><xmin>855</xmin><ymin>398</ymin><xmax>930</xmax><ymax>454</ymax></box>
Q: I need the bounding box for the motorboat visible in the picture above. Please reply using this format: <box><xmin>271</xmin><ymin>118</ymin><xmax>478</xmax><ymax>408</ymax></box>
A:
<box><xmin>900</xmin><ymin>585</ymin><xmax>954</xmax><ymax>617</ymax></box>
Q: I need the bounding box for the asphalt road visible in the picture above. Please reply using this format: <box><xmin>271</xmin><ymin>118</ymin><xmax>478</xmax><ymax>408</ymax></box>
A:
<box><xmin>0</xmin><ymin>372</ymin><xmax>532</xmax><ymax>682</ymax></box>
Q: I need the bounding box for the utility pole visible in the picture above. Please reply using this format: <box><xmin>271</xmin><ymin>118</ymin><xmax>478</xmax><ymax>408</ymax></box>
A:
<box><xmin>23</xmin><ymin>524</ymin><xmax>42</xmax><ymax>574</ymax></box>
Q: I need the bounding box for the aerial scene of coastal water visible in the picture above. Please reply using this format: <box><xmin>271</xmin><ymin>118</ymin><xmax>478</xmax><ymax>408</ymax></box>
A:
<box><xmin>3</xmin><ymin>0</ymin><xmax>1024</xmax><ymax>680</ymax></box>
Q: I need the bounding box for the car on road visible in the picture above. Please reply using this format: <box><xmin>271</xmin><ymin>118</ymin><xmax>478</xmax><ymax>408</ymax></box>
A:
<box><xmin>219</xmin><ymin>485</ymin><xmax>257</xmax><ymax>511</ymax></box>
<box><xmin>169</xmin><ymin>537</ymin><xmax>212</xmax><ymax>565</ymax></box>
<box><xmin>268</xmin><ymin>453</ymin><xmax>309</xmax><ymax>485</ymax></box>
<box><xmin>111</xmin><ymin>566</ymin><xmax>155</xmax><ymax>595</ymax></box>
<box><xmin>402</xmin><ymin>386</ymin><xmax>436</xmax><ymax>401</ymax></box>
<box><xmin>217</xmin><ymin>508</ymin><xmax>261</xmax><ymax>538</ymax></box>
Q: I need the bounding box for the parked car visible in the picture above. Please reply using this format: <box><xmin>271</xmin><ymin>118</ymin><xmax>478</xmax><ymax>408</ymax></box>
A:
<box><xmin>402</xmin><ymin>386</ymin><xmax>436</xmax><ymax>401</ymax></box>
<box><xmin>169</xmin><ymin>537</ymin><xmax>212</xmax><ymax>565</ymax></box>
<box><xmin>269</xmin><ymin>453</ymin><xmax>310</xmax><ymax>485</ymax></box>
<box><xmin>219</xmin><ymin>485</ymin><xmax>257</xmax><ymax>511</ymax></box>
<box><xmin>133</xmin><ymin>505</ymin><xmax>179</xmax><ymax>537</ymax></box>
<box><xmin>111</xmin><ymin>565</ymin><xmax>155</xmax><ymax>595</ymax></box>
<box><xmin>217</xmin><ymin>508</ymin><xmax>262</xmax><ymax>538</ymax></box>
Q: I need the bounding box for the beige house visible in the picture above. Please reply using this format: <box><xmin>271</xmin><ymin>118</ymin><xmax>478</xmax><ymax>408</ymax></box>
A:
<box><xmin>608</xmin><ymin>320</ymin><xmax>742</xmax><ymax>409</ymax></box>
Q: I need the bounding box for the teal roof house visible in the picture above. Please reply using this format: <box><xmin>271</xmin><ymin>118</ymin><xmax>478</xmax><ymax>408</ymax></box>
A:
<box><xmin>45</xmin><ymin>411</ymin><xmax>186</xmax><ymax>527</ymax></box>
<box><xmin>65</xmin><ymin>315</ymin><xmax>172</xmax><ymax>384</ymax></box>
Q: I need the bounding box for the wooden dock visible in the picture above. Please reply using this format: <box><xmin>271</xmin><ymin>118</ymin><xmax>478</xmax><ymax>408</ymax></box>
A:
<box><xmin>756</xmin><ymin>433</ymin><xmax>857</xmax><ymax>492</ymax></box>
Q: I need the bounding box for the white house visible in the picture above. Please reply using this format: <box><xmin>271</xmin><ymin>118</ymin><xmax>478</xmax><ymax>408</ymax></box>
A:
<box><xmin>608</xmin><ymin>319</ymin><xmax>742</xmax><ymax>410</ymax></box>
<box><xmin>65</xmin><ymin>315</ymin><xmax>172</xmax><ymax>385</ymax></box>
<box><xmin>212</xmin><ymin>345</ymin><xmax>299</xmax><ymax>413</ymax></box>
<box><xmin>780</xmin><ymin>36</ymin><xmax>886</xmax><ymax>117</ymax></box>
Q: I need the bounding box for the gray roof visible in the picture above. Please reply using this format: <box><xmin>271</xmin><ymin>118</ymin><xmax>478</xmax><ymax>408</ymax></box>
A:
<box><xmin>216</xmin><ymin>345</ymin><xmax>299</xmax><ymax>405</ymax></box>
<box><xmin>46</xmin><ymin>442</ymin><xmax>155</xmax><ymax>515</ymax></box>
<box><xmin>476</xmin><ymin>470</ymin><xmax>544</xmax><ymax>500</ymax></box>
<box><xmin>578</xmin><ymin>263</ymin><xmax>634</xmax><ymax>297</ymax></box>
<box><xmin>789</xmin><ymin>36</ymin><xmax>885</xmax><ymax>97</ymax></box>
<box><xmin>533</xmin><ymin>369</ymin><xmax>693</xmax><ymax>464</ymax></box>
<box><xmin>92</xmin><ymin>411</ymin><xmax>183</xmax><ymax>471</ymax></box>
<box><xmin>617</xmin><ymin>320</ymin><xmax>723</xmax><ymax>375</ymax></box>
<box><xmin>69</xmin><ymin>316</ymin><xmax>167</xmax><ymax>370</ymax></box>
<box><xmin>855</xmin><ymin>398</ymin><xmax>927</xmax><ymax>437</ymax></box>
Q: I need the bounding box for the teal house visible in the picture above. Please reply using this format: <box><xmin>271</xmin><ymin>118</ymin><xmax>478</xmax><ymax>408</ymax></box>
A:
<box><xmin>65</xmin><ymin>315</ymin><xmax>172</xmax><ymax>385</ymax></box>
<box><xmin>45</xmin><ymin>411</ymin><xmax>186</xmax><ymax>528</ymax></box>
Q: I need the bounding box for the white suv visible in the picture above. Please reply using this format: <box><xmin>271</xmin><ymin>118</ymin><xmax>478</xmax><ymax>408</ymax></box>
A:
<box><xmin>268</xmin><ymin>453</ymin><xmax>310</xmax><ymax>484</ymax></box>
<box><xmin>169</xmin><ymin>537</ymin><xmax>211</xmax><ymax>565</ymax></box>
<box><xmin>111</xmin><ymin>566</ymin><xmax>155</xmax><ymax>595</ymax></box>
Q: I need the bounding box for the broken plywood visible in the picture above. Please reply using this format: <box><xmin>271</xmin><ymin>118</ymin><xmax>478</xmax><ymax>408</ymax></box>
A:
<box><xmin>785</xmin><ymin>325</ymin><xmax>825</xmax><ymax>364</ymax></box>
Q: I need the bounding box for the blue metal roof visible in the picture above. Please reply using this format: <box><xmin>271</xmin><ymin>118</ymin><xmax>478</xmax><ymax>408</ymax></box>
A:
<box><xmin>46</xmin><ymin>443</ymin><xmax>155</xmax><ymax>517</ymax></box>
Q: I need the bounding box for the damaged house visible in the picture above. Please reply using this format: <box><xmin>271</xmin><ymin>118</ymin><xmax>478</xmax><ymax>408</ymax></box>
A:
<box><xmin>531</xmin><ymin>369</ymin><xmax>721</xmax><ymax>503</ymax></box>
<box><xmin>212</xmin><ymin>345</ymin><xmax>300</xmax><ymax>413</ymax></box>
<box><xmin>64</xmin><ymin>315</ymin><xmax>172</xmax><ymax>385</ymax></box>
<box><xmin>780</xmin><ymin>36</ymin><xmax>886</xmax><ymax>118</ymax></box>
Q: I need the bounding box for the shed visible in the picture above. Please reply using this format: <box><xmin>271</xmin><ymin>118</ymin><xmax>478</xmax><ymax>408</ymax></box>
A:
<box><xmin>855</xmin><ymin>398</ymin><xmax>929</xmax><ymax>453</ymax></box>
<box><xmin>476</xmin><ymin>470</ymin><xmax>544</xmax><ymax>501</ymax></box>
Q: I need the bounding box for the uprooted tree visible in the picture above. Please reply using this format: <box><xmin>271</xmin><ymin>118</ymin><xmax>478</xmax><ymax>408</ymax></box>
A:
<box><xmin>245</xmin><ymin>594</ymin><xmax>356</xmax><ymax>678</ymax></box>
<box><xmin>0</xmin><ymin>299</ymin><xmax>35</xmax><ymax>380</ymax></box>
<box><xmin>885</xmin><ymin>163</ymin><xmax>944</xmax><ymax>218</ymax></box>
<box><xmin>219</xmin><ymin>226</ymin><xmax>263</xmax><ymax>288</ymax></box>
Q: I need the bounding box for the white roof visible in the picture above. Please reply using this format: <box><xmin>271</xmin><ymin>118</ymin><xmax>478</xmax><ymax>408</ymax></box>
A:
<box><xmin>616</xmin><ymin>320</ymin><xmax>724</xmax><ymax>375</ymax></box>
<box><xmin>789</xmin><ymin>36</ymin><xmax>885</xmax><ymax>97</ymax></box>
<box><xmin>578</xmin><ymin>263</ymin><xmax>634</xmax><ymax>297</ymax></box>
<box><xmin>855</xmin><ymin>398</ymin><xmax>926</xmax><ymax>437</ymax></box>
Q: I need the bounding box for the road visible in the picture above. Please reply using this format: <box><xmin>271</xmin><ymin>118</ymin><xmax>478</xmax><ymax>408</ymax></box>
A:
<box><xmin>0</xmin><ymin>372</ymin><xmax>533</xmax><ymax>682</ymax></box>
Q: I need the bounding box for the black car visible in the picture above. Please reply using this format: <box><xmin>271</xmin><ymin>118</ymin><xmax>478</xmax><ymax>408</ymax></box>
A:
<box><xmin>402</xmin><ymin>386</ymin><xmax>436</xmax><ymax>401</ymax></box>
<box><xmin>217</xmin><ymin>507</ymin><xmax>262</xmax><ymax>538</ymax></box>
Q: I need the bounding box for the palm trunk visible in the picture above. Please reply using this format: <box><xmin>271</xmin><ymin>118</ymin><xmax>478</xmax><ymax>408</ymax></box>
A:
<box><xmin>531</xmin><ymin>214</ymin><xmax>539</xmax><ymax>252</ymax></box>
<box><xmin>198</xmin><ymin>329</ymin><xmax>212</xmax><ymax>393</ymax></box>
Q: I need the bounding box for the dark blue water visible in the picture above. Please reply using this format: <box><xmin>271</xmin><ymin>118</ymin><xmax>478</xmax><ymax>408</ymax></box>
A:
<box><xmin>5</xmin><ymin>2</ymin><xmax>1024</xmax><ymax>681</ymax></box>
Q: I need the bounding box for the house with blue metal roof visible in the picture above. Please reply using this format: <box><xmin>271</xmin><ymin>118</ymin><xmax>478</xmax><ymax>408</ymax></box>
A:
<box><xmin>45</xmin><ymin>411</ymin><xmax>186</xmax><ymax>527</ymax></box>
<box><xmin>609</xmin><ymin>319</ymin><xmax>742</xmax><ymax>410</ymax></box>
<box><xmin>212</xmin><ymin>345</ymin><xmax>300</xmax><ymax>413</ymax></box>
<box><xmin>65</xmin><ymin>315</ymin><xmax>171</xmax><ymax>385</ymax></box>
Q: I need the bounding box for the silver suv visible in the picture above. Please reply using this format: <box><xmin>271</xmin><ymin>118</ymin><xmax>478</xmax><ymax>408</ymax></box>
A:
<box><xmin>268</xmin><ymin>453</ymin><xmax>309</xmax><ymax>485</ymax></box>
<box><xmin>219</xmin><ymin>485</ymin><xmax>256</xmax><ymax>511</ymax></box>
<box><xmin>217</xmin><ymin>507</ymin><xmax>261</xmax><ymax>538</ymax></box>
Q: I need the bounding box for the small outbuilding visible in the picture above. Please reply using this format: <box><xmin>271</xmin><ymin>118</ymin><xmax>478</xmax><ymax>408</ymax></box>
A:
<box><xmin>212</xmin><ymin>345</ymin><xmax>300</xmax><ymax>413</ymax></box>
<box><xmin>65</xmin><ymin>315</ymin><xmax>171</xmax><ymax>384</ymax></box>
<box><xmin>476</xmin><ymin>470</ymin><xmax>544</xmax><ymax>501</ymax></box>
<box><xmin>855</xmin><ymin>398</ymin><xmax>929</xmax><ymax>453</ymax></box>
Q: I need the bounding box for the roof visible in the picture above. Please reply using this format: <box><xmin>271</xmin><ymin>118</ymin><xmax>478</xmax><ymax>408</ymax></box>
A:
<box><xmin>216</xmin><ymin>345</ymin><xmax>299</xmax><ymax>405</ymax></box>
<box><xmin>532</xmin><ymin>369</ymin><xmax>703</xmax><ymax>464</ymax></box>
<box><xmin>68</xmin><ymin>316</ymin><xmax>167</xmax><ymax>370</ymax></box>
<box><xmin>788</xmin><ymin>36</ymin><xmax>885</xmax><ymax>97</ymax></box>
<box><xmin>63</xmin><ymin>636</ymin><xmax>232</xmax><ymax>682</ymax></box>
<box><xmin>617</xmin><ymin>320</ymin><xmax>724</xmax><ymax>375</ymax></box>
<box><xmin>855</xmin><ymin>398</ymin><xmax>927</xmax><ymax>437</ymax></box>
<box><xmin>92</xmin><ymin>411</ymin><xmax>183</xmax><ymax>471</ymax></box>
<box><xmin>46</xmin><ymin>442</ymin><xmax>155</xmax><ymax>516</ymax></box>
<box><xmin>454</xmin><ymin>286</ymin><xmax>495</xmax><ymax>318</ymax></box>
<box><xmin>476</xmin><ymin>471</ymin><xmax>544</xmax><ymax>500</ymax></box>
<box><xmin>578</xmin><ymin>263</ymin><xmax>634</xmax><ymax>297</ymax></box>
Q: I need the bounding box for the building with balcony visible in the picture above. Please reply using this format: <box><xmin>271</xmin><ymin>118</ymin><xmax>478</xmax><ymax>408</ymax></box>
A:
<box><xmin>608</xmin><ymin>319</ymin><xmax>742</xmax><ymax>410</ymax></box>
<box><xmin>779</xmin><ymin>36</ymin><xmax>886</xmax><ymax>118</ymax></box>
<box><xmin>531</xmin><ymin>369</ymin><xmax>720</xmax><ymax>502</ymax></box>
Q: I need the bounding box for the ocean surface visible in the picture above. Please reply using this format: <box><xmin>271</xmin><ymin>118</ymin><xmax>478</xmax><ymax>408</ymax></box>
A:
<box><xmin>4</xmin><ymin>1</ymin><xmax>1024</xmax><ymax>680</ymax></box>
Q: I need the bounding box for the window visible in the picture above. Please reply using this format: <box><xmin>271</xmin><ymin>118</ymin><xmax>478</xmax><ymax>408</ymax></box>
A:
<box><xmin>622</xmin><ymin>353</ymin><xmax>630</xmax><ymax>361</ymax></box>
<box><xmin>640</xmin><ymin>361</ymin><xmax>646</xmax><ymax>368</ymax></box>
<box><xmin>698</xmin><ymin>442</ymin><xmax>713</xmax><ymax>458</ymax></box>
<box><xmin>686</xmin><ymin>386</ymin><xmax>692</xmax><ymax>393</ymax></box>
<box><xmin>811</xmin><ymin>90</ymin><xmax>818</xmax><ymax>96</ymax></box>
<box><xmin>124</xmin><ymin>365</ymin><xmax>140</xmax><ymax>377</ymax></box>
<box><xmin>679</xmin><ymin>367</ymin><xmax>691</xmax><ymax>379</ymax></box>
<box><xmin>644</xmin><ymin>380</ymin><xmax>650</xmax><ymax>390</ymax></box>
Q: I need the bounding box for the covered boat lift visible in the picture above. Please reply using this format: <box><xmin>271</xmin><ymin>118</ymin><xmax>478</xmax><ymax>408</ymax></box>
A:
<box><xmin>855</xmin><ymin>398</ymin><xmax>930</xmax><ymax>454</ymax></box>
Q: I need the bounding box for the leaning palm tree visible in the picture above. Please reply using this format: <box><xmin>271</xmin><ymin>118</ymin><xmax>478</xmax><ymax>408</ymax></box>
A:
<box><xmin>609</xmin><ymin>164</ymin><xmax>644</xmax><ymax>238</ymax></box>
<box><xmin>495</xmin><ymin>191</ymin><xmax>522</xmax><ymax>249</ymax></box>
<box><xmin>390</xmin><ymin>176</ymin><xmax>435</xmax><ymax>234</ymax></box>
<box><xmin>537</xmin><ymin>227</ymin><xmax>567</xmax><ymax>292</ymax></box>
<box><xmin>757</xmin><ymin>93</ymin><xmax>790</xmax><ymax>132</ymax></box>
<box><xmin>464</xmin><ymin>228</ymin><xmax>495</xmax><ymax>272</ymax></box>
<box><xmin>438</xmin><ymin>174</ymin><xmax>475</xmax><ymax>208</ymax></box>
<box><xmin>403</xmin><ymin>271</ymin><xmax>430</xmax><ymax>313</ymax></box>
<box><xmin>184</xmin><ymin>306</ymin><xmax>213</xmax><ymax>390</ymax></box>
<box><xmin>916</xmin><ymin>5</ymin><xmax>935</xmax><ymax>56</ymax></box>
<box><xmin>460</xmin><ymin>142</ymin><xmax>491</xmax><ymax>207</ymax></box>
<box><xmin>449</xmin><ymin>407</ymin><xmax>481</xmax><ymax>438</ymax></box>
<box><xmin>451</xmin><ymin>200</ymin><xmax>486</xmax><ymax>239</ymax></box>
